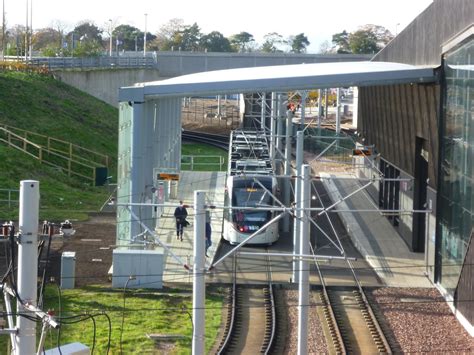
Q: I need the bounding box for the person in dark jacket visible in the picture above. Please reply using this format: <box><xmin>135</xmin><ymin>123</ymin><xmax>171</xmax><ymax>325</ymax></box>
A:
<box><xmin>205</xmin><ymin>211</ymin><xmax>212</xmax><ymax>257</ymax></box>
<box><xmin>174</xmin><ymin>200</ymin><xmax>188</xmax><ymax>241</ymax></box>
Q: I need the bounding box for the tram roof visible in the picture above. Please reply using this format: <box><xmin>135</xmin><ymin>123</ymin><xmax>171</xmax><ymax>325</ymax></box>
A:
<box><xmin>119</xmin><ymin>61</ymin><xmax>437</xmax><ymax>102</ymax></box>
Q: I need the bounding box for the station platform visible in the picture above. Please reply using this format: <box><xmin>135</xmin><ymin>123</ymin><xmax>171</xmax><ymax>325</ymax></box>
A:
<box><xmin>155</xmin><ymin>166</ymin><xmax>432</xmax><ymax>288</ymax></box>
<box><xmin>154</xmin><ymin>171</ymin><xmax>226</xmax><ymax>283</ymax></box>
<box><xmin>318</xmin><ymin>169</ymin><xmax>432</xmax><ymax>288</ymax></box>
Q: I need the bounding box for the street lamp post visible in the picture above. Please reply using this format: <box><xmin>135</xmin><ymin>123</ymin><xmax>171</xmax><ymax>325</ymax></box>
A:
<box><xmin>109</xmin><ymin>19</ymin><xmax>112</xmax><ymax>57</ymax></box>
<box><xmin>2</xmin><ymin>0</ymin><xmax>5</xmax><ymax>60</ymax></box>
<box><xmin>29</xmin><ymin>0</ymin><xmax>32</xmax><ymax>59</ymax></box>
<box><xmin>143</xmin><ymin>13</ymin><xmax>147</xmax><ymax>57</ymax></box>
<box><xmin>24</xmin><ymin>0</ymin><xmax>28</xmax><ymax>60</ymax></box>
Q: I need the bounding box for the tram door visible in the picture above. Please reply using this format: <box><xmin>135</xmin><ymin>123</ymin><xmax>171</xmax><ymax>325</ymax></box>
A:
<box><xmin>413</xmin><ymin>137</ymin><xmax>428</xmax><ymax>252</ymax></box>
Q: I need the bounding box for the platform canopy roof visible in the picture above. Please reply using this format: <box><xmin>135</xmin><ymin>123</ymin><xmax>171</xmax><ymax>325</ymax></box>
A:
<box><xmin>119</xmin><ymin>61</ymin><xmax>437</xmax><ymax>102</ymax></box>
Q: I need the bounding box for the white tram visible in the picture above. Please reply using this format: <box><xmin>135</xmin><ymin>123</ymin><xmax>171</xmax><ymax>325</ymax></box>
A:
<box><xmin>223</xmin><ymin>129</ymin><xmax>279</xmax><ymax>245</ymax></box>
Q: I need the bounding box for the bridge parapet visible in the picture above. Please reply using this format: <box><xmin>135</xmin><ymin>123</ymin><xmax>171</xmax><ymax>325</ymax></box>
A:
<box><xmin>24</xmin><ymin>51</ymin><xmax>371</xmax><ymax>75</ymax></box>
<box><xmin>28</xmin><ymin>56</ymin><xmax>157</xmax><ymax>70</ymax></box>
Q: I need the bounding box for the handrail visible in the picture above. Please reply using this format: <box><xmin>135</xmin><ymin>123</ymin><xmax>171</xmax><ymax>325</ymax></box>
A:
<box><xmin>0</xmin><ymin>127</ymin><xmax>98</xmax><ymax>183</ymax></box>
<box><xmin>0</xmin><ymin>124</ymin><xmax>109</xmax><ymax>167</ymax></box>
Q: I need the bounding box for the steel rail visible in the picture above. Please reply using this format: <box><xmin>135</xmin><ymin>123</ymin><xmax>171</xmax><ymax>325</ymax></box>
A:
<box><xmin>263</xmin><ymin>248</ymin><xmax>277</xmax><ymax>355</ymax></box>
<box><xmin>216</xmin><ymin>254</ymin><xmax>237</xmax><ymax>355</ymax></box>
<box><xmin>310</xmin><ymin>243</ymin><xmax>346</xmax><ymax>354</ymax></box>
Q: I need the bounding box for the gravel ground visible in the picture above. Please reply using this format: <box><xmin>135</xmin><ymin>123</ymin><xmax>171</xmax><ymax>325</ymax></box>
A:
<box><xmin>281</xmin><ymin>287</ymin><xmax>473</xmax><ymax>354</ymax></box>
<box><xmin>282</xmin><ymin>289</ymin><xmax>328</xmax><ymax>354</ymax></box>
<box><xmin>368</xmin><ymin>287</ymin><xmax>474</xmax><ymax>354</ymax></box>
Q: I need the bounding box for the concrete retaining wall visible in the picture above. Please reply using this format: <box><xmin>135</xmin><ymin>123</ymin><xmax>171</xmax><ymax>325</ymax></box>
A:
<box><xmin>54</xmin><ymin>68</ymin><xmax>162</xmax><ymax>106</ymax></box>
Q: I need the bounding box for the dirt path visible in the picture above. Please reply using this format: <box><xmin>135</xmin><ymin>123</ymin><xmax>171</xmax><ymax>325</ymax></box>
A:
<box><xmin>47</xmin><ymin>214</ymin><xmax>116</xmax><ymax>287</ymax></box>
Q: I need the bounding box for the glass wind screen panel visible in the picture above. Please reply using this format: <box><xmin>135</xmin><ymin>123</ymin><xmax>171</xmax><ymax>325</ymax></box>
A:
<box><xmin>117</xmin><ymin>102</ymin><xmax>133</xmax><ymax>246</ymax></box>
<box><xmin>439</xmin><ymin>38</ymin><xmax>474</xmax><ymax>294</ymax></box>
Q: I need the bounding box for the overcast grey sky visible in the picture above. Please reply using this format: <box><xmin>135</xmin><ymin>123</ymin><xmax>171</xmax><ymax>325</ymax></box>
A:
<box><xmin>5</xmin><ymin>0</ymin><xmax>433</xmax><ymax>52</ymax></box>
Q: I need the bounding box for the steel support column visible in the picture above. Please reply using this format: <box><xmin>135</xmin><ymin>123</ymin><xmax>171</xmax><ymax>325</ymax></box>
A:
<box><xmin>299</xmin><ymin>91</ymin><xmax>307</xmax><ymax>131</ymax></box>
<box><xmin>293</xmin><ymin>131</ymin><xmax>304</xmax><ymax>282</ymax></box>
<box><xmin>297</xmin><ymin>165</ymin><xmax>310</xmax><ymax>355</ymax></box>
<box><xmin>270</xmin><ymin>92</ymin><xmax>277</xmax><ymax>159</ymax></box>
<box><xmin>336</xmin><ymin>88</ymin><xmax>341</xmax><ymax>137</ymax></box>
<box><xmin>283</xmin><ymin>105</ymin><xmax>292</xmax><ymax>232</ymax></box>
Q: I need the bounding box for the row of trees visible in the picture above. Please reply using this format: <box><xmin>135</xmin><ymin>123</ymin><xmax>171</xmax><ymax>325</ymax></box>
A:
<box><xmin>330</xmin><ymin>25</ymin><xmax>394</xmax><ymax>54</ymax></box>
<box><xmin>0</xmin><ymin>19</ymin><xmax>393</xmax><ymax>57</ymax></box>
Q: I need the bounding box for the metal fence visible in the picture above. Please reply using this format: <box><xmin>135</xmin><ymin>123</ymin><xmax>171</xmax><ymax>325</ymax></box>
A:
<box><xmin>27</xmin><ymin>56</ymin><xmax>157</xmax><ymax>70</ymax></box>
<box><xmin>0</xmin><ymin>189</ymin><xmax>19</xmax><ymax>208</ymax></box>
<box><xmin>181</xmin><ymin>155</ymin><xmax>226</xmax><ymax>171</ymax></box>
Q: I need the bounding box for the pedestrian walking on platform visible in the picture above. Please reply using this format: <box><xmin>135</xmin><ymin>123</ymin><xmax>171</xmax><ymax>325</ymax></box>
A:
<box><xmin>174</xmin><ymin>200</ymin><xmax>188</xmax><ymax>241</ymax></box>
<box><xmin>205</xmin><ymin>211</ymin><xmax>212</xmax><ymax>257</ymax></box>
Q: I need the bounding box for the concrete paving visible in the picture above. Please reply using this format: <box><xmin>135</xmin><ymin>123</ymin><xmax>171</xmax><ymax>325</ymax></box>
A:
<box><xmin>156</xmin><ymin>167</ymin><xmax>433</xmax><ymax>288</ymax></box>
<box><xmin>319</xmin><ymin>171</ymin><xmax>432</xmax><ymax>288</ymax></box>
<box><xmin>153</xmin><ymin>171</ymin><xmax>226</xmax><ymax>283</ymax></box>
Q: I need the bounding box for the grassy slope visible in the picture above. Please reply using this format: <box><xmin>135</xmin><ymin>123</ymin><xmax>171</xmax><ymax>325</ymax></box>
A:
<box><xmin>0</xmin><ymin>70</ymin><xmax>118</xmax><ymax>220</ymax></box>
<box><xmin>40</xmin><ymin>285</ymin><xmax>223</xmax><ymax>354</ymax></box>
<box><xmin>0</xmin><ymin>71</ymin><xmax>117</xmax><ymax>155</ymax></box>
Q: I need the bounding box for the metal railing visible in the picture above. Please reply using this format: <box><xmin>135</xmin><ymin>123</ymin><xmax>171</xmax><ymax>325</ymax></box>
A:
<box><xmin>27</xmin><ymin>56</ymin><xmax>157</xmax><ymax>70</ymax></box>
<box><xmin>0</xmin><ymin>189</ymin><xmax>19</xmax><ymax>208</ymax></box>
<box><xmin>181</xmin><ymin>155</ymin><xmax>226</xmax><ymax>171</ymax></box>
<box><xmin>302</xmin><ymin>136</ymin><xmax>354</xmax><ymax>164</ymax></box>
<box><xmin>0</xmin><ymin>127</ymin><xmax>104</xmax><ymax>184</ymax></box>
<box><xmin>0</xmin><ymin>125</ymin><xmax>109</xmax><ymax>167</ymax></box>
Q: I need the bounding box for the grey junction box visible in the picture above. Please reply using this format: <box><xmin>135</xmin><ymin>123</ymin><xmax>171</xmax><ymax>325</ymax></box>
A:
<box><xmin>112</xmin><ymin>249</ymin><xmax>164</xmax><ymax>289</ymax></box>
<box><xmin>60</xmin><ymin>251</ymin><xmax>76</xmax><ymax>289</ymax></box>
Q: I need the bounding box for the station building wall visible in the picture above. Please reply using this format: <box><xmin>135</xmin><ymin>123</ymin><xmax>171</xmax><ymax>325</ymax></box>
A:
<box><xmin>358</xmin><ymin>82</ymin><xmax>439</xmax><ymax>252</ymax></box>
<box><xmin>356</xmin><ymin>0</ymin><xmax>473</xmax><ymax>334</ymax></box>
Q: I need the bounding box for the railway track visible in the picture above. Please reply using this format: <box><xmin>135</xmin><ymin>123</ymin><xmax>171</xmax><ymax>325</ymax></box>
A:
<box><xmin>216</xmin><ymin>248</ymin><xmax>281</xmax><ymax>354</ymax></box>
<box><xmin>182</xmin><ymin>130</ymin><xmax>229</xmax><ymax>150</ymax></box>
<box><xmin>312</xmin><ymin>252</ymin><xmax>392</xmax><ymax>354</ymax></box>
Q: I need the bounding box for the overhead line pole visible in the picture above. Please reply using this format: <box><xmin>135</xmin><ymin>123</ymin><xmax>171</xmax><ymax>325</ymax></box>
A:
<box><xmin>143</xmin><ymin>13</ymin><xmax>147</xmax><ymax>57</ymax></box>
<box><xmin>283</xmin><ymin>104</ymin><xmax>292</xmax><ymax>232</ymax></box>
<box><xmin>16</xmin><ymin>180</ymin><xmax>39</xmax><ymax>354</ymax></box>
<box><xmin>2</xmin><ymin>0</ymin><xmax>5</xmax><ymax>61</ymax></box>
<box><xmin>24</xmin><ymin>0</ymin><xmax>28</xmax><ymax>61</ymax></box>
<box><xmin>29</xmin><ymin>0</ymin><xmax>32</xmax><ymax>60</ymax></box>
<box><xmin>293</xmin><ymin>130</ymin><xmax>304</xmax><ymax>283</ymax></box>
<box><xmin>297</xmin><ymin>165</ymin><xmax>310</xmax><ymax>354</ymax></box>
<box><xmin>192</xmin><ymin>191</ymin><xmax>206</xmax><ymax>355</ymax></box>
<box><xmin>270</xmin><ymin>92</ymin><xmax>277</xmax><ymax>159</ymax></box>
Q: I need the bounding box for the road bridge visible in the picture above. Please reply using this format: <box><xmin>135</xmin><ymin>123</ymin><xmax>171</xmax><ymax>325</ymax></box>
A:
<box><xmin>40</xmin><ymin>52</ymin><xmax>371</xmax><ymax>105</ymax></box>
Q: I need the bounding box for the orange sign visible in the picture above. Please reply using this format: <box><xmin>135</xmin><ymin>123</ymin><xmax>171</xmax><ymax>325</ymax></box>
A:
<box><xmin>157</xmin><ymin>173</ymin><xmax>180</xmax><ymax>181</ymax></box>
<box><xmin>352</xmin><ymin>149</ymin><xmax>372</xmax><ymax>156</ymax></box>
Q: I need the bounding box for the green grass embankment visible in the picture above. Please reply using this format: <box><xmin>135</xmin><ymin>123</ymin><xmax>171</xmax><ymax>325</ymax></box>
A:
<box><xmin>0</xmin><ymin>70</ymin><xmax>118</xmax><ymax>220</ymax></box>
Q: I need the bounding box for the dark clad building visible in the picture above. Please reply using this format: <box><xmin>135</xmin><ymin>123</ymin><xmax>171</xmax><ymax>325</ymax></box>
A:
<box><xmin>357</xmin><ymin>0</ymin><xmax>473</xmax><ymax>334</ymax></box>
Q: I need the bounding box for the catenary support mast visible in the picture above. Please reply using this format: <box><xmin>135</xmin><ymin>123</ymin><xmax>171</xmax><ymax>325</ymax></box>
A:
<box><xmin>192</xmin><ymin>191</ymin><xmax>206</xmax><ymax>354</ymax></box>
<box><xmin>15</xmin><ymin>180</ymin><xmax>39</xmax><ymax>355</ymax></box>
<box><xmin>297</xmin><ymin>165</ymin><xmax>310</xmax><ymax>354</ymax></box>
